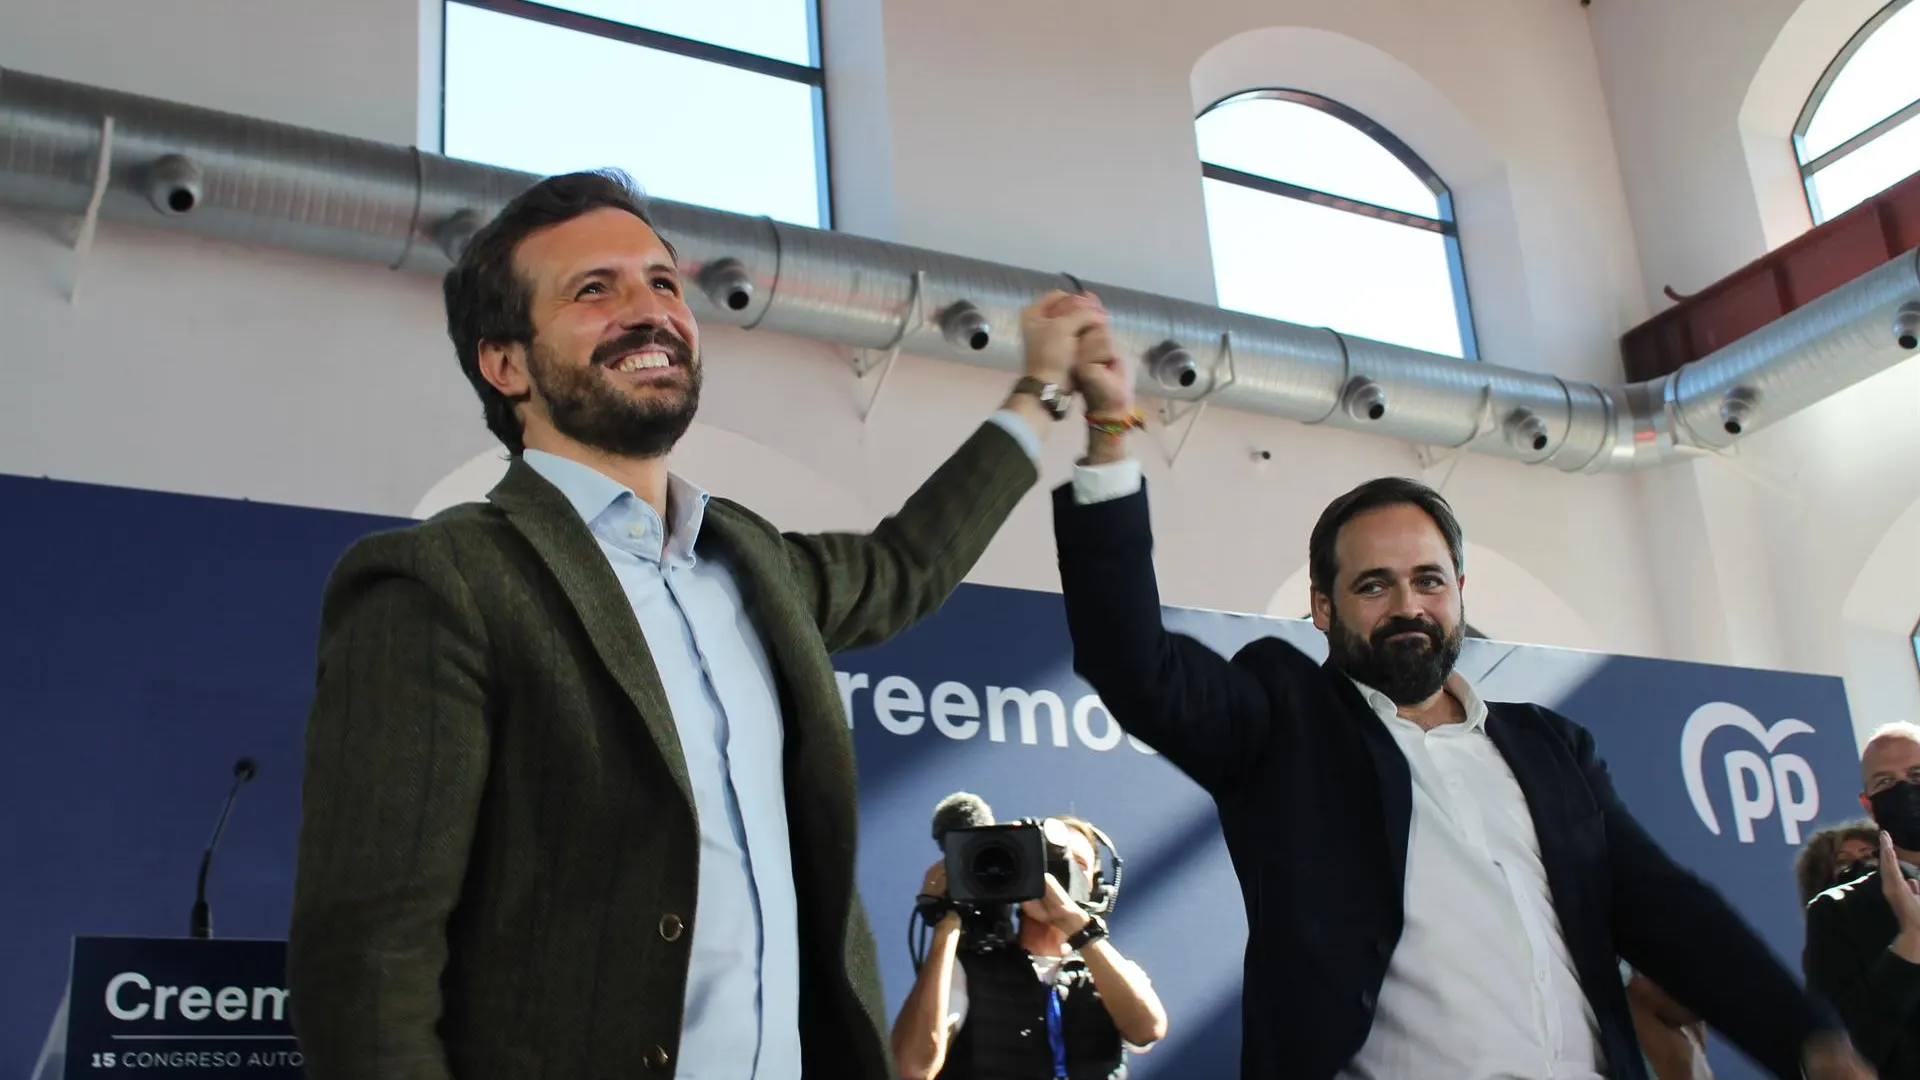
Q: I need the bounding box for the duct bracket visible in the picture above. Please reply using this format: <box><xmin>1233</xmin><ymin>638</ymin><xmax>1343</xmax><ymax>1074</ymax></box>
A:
<box><xmin>1412</xmin><ymin>386</ymin><xmax>1501</xmax><ymax>488</ymax></box>
<box><xmin>430</xmin><ymin>208</ymin><xmax>487</xmax><ymax>264</ymax></box>
<box><xmin>851</xmin><ymin>269</ymin><xmax>928</xmax><ymax>423</ymax></box>
<box><xmin>66</xmin><ymin>114</ymin><xmax>115</xmax><ymax>307</ymax></box>
<box><xmin>1672</xmin><ymin>442</ymin><xmax>1807</xmax><ymax>504</ymax></box>
<box><xmin>1155</xmin><ymin>331</ymin><xmax>1239</xmax><ymax>467</ymax></box>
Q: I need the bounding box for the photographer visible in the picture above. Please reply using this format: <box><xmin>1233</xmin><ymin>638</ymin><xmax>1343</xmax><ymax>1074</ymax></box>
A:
<box><xmin>890</xmin><ymin>817</ymin><xmax>1168</xmax><ymax>1080</ymax></box>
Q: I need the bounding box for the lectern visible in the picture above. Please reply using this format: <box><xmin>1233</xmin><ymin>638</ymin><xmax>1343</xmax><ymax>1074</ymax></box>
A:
<box><xmin>31</xmin><ymin>937</ymin><xmax>301</xmax><ymax>1078</ymax></box>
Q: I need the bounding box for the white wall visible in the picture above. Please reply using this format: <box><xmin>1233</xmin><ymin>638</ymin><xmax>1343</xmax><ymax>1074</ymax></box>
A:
<box><xmin>1589</xmin><ymin>0</ymin><xmax>1920</xmax><ymax>742</ymax></box>
<box><xmin>1842</xmin><ymin>492</ymin><xmax>1920</xmax><ymax>733</ymax></box>
<box><xmin>872</xmin><ymin>0</ymin><xmax>1647</xmax><ymax>385</ymax></box>
<box><xmin>1589</xmin><ymin>0</ymin><xmax>1884</xmax><ymax>304</ymax></box>
<box><xmin>0</xmin><ymin>0</ymin><xmax>422</xmax><ymax>145</ymax></box>
<box><xmin>2</xmin><ymin>0</ymin><xmax>1916</xmax><ymax>729</ymax></box>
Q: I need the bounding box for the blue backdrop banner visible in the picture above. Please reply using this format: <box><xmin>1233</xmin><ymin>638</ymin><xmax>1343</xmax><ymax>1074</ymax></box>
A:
<box><xmin>0</xmin><ymin>473</ymin><xmax>1863</xmax><ymax>1079</ymax></box>
<box><xmin>838</xmin><ymin>585</ymin><xmax>1862</xmax><ymax>1078</ymax></box>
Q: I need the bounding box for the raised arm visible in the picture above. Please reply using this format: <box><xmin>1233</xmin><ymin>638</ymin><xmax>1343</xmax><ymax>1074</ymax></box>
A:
<box><xmin>784</xmin><ymin>292</ymin><xmax>1110</xmax><ymax>654</ymax></box>
<box><xmin>889</xmin><ymin>914</ymin><xmax>964</xmax><ymax>1080</ymax></box>
<box><xmin>784</xmin><ymin>416</ymin><xmax>1038</xmax><ymax>655</ymax></box>
<box><xmin>1052</xmin><ymin>480</ymin><xmax>1273</xmax><ymax>793</ymax></box>
<box><xmin>1048</xmin><ymin>305</ymin><xmax>1273</xmax><ymax>795</ymax></box>
<box><xmin>1078</xmin><ymin>935</ymin><xmax>1169</xmax><ymax>1048</ymax></box>
<box><xmin>286</xmin><ymin>531</ymin><xmax>490</xmax><ymax>1080</ymax></box>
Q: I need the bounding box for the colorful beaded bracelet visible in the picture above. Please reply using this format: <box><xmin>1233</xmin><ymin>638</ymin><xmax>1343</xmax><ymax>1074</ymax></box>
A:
<box><xmin>1086</xmin><ymin>409</ymin><xmax>1147</xmax><ymax>437</ymax></box>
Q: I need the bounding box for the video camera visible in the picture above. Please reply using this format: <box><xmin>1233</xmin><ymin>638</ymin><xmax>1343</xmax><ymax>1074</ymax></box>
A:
<box><xmin>943</xmin><ymin>818</ymin><xmax>1093</xmax><ymax>907</ymax></box>
<box><xmin>910</xmin><ymin>793</ymin><xmax>1125</xmax><ymax>967</ymax></box>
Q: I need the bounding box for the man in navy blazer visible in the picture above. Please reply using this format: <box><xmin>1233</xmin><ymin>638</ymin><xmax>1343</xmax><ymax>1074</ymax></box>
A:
<box><xmin>1046</xmin><ymin>308</ymin><xmax>1870</xmax><ymax>1080</ymax></box>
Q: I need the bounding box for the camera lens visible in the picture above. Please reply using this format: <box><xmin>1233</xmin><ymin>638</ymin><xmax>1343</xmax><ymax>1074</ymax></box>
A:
<box><xmin>970</xmin><ymin>841</ymin><xmax>1020</xmax><ymax>888</ymax></box>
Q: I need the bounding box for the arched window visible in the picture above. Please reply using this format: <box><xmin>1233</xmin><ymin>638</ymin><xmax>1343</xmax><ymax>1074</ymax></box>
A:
<box><xmin>1196</xmin><ymin>90</ymin><xmax>1476</xmax><ymax>360</ymax></box>
<box><xmin>1795</xmin><ymin>0</ymin><xmax>1920</xmax><ymax>223</ymax></box>
<box><xmin>442</xmin><ymin>0</ymin><xmax>830</xmax><ymax>228</ymax></box>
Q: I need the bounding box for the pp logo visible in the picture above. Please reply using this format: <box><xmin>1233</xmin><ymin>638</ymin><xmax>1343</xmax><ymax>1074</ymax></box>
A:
<box><xmin>1680</xmin><ymin>702</ymin><xmax>1819</xmax><ymax>845</ymax></box>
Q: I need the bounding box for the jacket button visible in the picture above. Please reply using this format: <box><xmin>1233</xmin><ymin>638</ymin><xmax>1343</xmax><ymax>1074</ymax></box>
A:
<box><xmin>658</xmin><ymin>913</ymin><xmax>685</xmax><ymax>942</ymax></box>
<box><xmin>643</xmin><ymin>1045</ymin><xmax>671</xmax><ymax>1072</ymax></box>
<box><xmin>1359</xmin><ymin>990</ymin><xmax>1377</xmax><ymax>1012</ymax></box>
<box><xmin>1375</xmin><ymin>936</ymin><xmax>1393</xmax><ymax>958</ymax></box>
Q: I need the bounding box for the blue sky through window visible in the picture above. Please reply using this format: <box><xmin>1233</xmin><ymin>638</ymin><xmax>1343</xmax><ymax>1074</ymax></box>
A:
<box><xmin>1800</xmin><ymin>0</ymin><xmax>1920</xmax><ymax>221</ymax></box>
<box><xmin>1202</xmin><ymin>179</ymin><xmax>1463</xmax><ymax>358</ymax></box>
<box><xmin>1196</xmin><ymin>98</ymin><xmax>1439</xmax><ymax>218</ymax></box>
<box><xmin>1198</xmin><ymin>94</ymin><xmax>1470</xmax><ymax>359</ymax></box>
<box><xmin>532</xmin><ymin>0</ymin><xmax>816</xmax><ymax>66</ymax></box>
<box><xmin>442</xmin><ymin>1</ymin><xmax>826</xmax><ymax>228</ymax></box>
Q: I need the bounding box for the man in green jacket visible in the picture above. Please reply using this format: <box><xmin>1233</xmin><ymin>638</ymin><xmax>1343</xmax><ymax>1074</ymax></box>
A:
<box><xmin>286</xmin><ymin>169</ymin><xmax>1107</xmax><ymax>1080</ymax></box>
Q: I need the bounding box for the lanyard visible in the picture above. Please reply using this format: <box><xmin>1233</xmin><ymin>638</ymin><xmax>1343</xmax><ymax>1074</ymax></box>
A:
<box><xmin>1046</xmin><ymin>982</ymin><xmax>1067</xmax><ymax>1079</ymax></box>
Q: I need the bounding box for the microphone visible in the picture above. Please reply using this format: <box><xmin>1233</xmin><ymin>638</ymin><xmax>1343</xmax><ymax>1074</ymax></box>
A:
<box><xmin>190</xmin><ymin>757</ymin><xmax>258</xmax><ymax>940</ymax></box>
<box><xmin>931</xmin><ymin>791</ymin><xmax>994</xmax><ymax>848</ymax></box>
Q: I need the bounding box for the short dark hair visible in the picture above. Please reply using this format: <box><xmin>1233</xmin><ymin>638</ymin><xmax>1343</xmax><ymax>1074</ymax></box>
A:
<box><xmin>441</xmin><ymin>169</ymin><xmax>672</xmax><ymax>455</ymax></box>
<box><xmin>1308</xmin><ymin>477</ymin><xmax>1465</xmax><ymax>599</ymax></box>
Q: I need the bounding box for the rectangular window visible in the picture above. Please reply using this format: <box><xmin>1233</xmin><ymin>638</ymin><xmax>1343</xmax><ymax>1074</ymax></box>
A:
<box><xmin>442</xmin><ymin>0</ymin><xmax>830</xmax><ymax>229</ymax></box>
<box><xmin>1203</xmin><ymin>178</ymin><xmax>1467</xmax><ymax>359</ymax></box>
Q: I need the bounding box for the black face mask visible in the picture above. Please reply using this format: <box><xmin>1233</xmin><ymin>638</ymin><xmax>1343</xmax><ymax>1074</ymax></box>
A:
<box><xmin>1871</xmin><ymin>781</ymin><xmax>1920</xmax><ymax>852</ymax></box>
<box><xmin>1836</xmin><ymin>859</ymin><xmax>1876</xmax><ymax>885</ymax></box>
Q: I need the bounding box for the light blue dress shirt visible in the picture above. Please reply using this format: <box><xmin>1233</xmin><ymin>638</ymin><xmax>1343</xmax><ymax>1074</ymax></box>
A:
<box><xmin>521</xmin><ymin>410</ymin><xmax>1039</xmax><ymax>1079</ymax></box>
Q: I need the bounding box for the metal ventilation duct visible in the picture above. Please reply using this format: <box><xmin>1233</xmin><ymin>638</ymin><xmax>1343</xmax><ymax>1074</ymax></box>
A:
<box><xmin>4</xmin><ymin>66</ymin><xmax>1917</xmax><ymax>472</ymax></box>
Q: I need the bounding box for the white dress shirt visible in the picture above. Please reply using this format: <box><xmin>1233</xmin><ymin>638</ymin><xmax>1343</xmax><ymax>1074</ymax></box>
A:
<box><xmin>1070</xmin><ymin>458</ymin><xmax>1602</xmax><ymax>1080</ymax></box>
<box><xmin>1340</xmin><ymin>676</ymin><xmax>1602</xmax><ymax>1080</ymax></box>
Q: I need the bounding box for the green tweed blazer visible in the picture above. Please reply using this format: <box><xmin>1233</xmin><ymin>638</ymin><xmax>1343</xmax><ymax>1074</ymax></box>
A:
<box><xmin>286</xmin><ymin>421</ymin><xmax>1038</xmax><ymax>1079</ymax></box>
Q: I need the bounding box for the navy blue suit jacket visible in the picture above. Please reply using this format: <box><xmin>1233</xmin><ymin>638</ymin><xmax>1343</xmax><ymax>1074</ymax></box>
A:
<box><xmin>1051</xmin><ymin>482</ymin><xmax>1834</xmax><ymax>1080</ymax></box>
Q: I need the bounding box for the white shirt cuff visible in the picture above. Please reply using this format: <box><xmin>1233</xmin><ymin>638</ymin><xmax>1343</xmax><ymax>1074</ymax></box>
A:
<box><xmin>986</xmin><ymin>409</ymin><xmax>1043</xmax><ymax>462</ymax></box>
<box><xmin>1073</xmin><ymin>458</ymin><xmax>1143</xmax><ymax>504</ymax></box>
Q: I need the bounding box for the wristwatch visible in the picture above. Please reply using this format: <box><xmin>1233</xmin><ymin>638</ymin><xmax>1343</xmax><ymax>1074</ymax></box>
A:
<box><xmin>1012</xmin><ymin>376</ymin><xmax>1072</xmax><ymax>421</ymax></box>
<box><xmin>1065</xmin><ymin>914</ymin><xmax>1108</xmax><ymax>951</ymax></box>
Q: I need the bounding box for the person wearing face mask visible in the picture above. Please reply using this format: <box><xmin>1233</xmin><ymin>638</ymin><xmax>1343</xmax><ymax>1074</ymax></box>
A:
<box><xmin>1806</xmin><ymin>722</ymin><xmax>1920</xmax><ymax>1077</ymax></box>
<box><xmin>1798</xmin><ymin>821</ymin><xmax>1883</xmax><ymax>906</ymax></box>
<box><xmin>1044</xmin><ymin>335</ymin><xmax>1871</xmax><ymax>1080</ymax></box>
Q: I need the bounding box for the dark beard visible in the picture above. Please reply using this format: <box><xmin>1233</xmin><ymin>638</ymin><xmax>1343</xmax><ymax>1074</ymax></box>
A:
<box><xmin>1328</xmin><ymin>610</ymin><xmax>1464</xmax><ymax>706</ymax></box>
<box><xmin>528</xmin><ymin>325</ymin><xmax>701</xmax><ymax>458</ymax></box>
